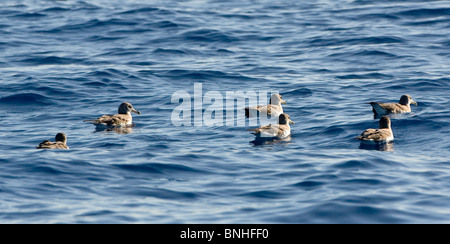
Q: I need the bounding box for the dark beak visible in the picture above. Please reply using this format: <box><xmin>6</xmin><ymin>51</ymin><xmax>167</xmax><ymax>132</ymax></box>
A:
<box><xmin>132</xmin><ymin>108</ymin><xmax>141</xmax><ymax>115</ymax></box>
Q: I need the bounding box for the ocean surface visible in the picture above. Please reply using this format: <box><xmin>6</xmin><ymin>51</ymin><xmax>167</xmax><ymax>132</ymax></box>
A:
<box><xmin>0</xmin><ymin>0</ymin><xmax>449</xmax><ymax>224</ymax></box>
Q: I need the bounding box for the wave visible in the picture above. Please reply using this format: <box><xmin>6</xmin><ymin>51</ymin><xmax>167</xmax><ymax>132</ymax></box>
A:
<box><xmin>85</xmin><ymin>35</ymin><xmax>124</xmax><ymax>42</ymax></box>
<box><xmin>282</xmin><ymin>88</ymin><xmax>313</xmax><ymax>97</ymax></box>
<box><xmin>308</xmin><ymin>36</ymin><xmax>405</xmax><ymax>47</ymax></box>
<box><xmin>331</xmin><ymin>159</ymin><xmax>375</xmax><ymax>169</ymax></box>
<box><xmin>117</xmin><ymin>7</ymin><xmax>174</xmax><ymax>16</ymax></box>
<box><xmin>181</xmin><ymin>29</ymin><xmax>239</xmax><ymax>43</ymax></box>
<box><xmin>292</xmin><ymin>180</ymin><xmax>326</xmax><ymax>190</ymax></box>
<box><xmin>114</xmin><ymin>162</ymin><xmax>207</xmax><ymax>175</ymax></box>
<box><xmin>239</xmin><ymin>190</ymin><xmax>286</xmax><ymax>199</ymax></box>
<box><xmin>395</xmin><ymin>8</ymin><xmax>450</xmax><ymax>19</ymax></box>
<box><xmin>153</xmin><ymin>48</ymin><xmax>188</xmax><ymax>55</ymax></box>
<box><xmin>110</xmin><ymin>186</ymin><xmax>200</xmax><ymax>200</ymax></box>
<box><xmin>40</xmin><ymin>7</ymin><xmax>71</xmax><ymax>13</ymax></box>
<box><xmin>146</xmin><ymin>20</ymin><xmax>180</xmax><ymax>28</ymax></box>
<box><xmin>15</xmin><ymin>56</ymin><xmax>88</xmax><ymax>66</ymax></box>
<box><xmin>0</xmin><ymin>93</ymin><xmax>54</xmax><ymax>106</ymax></box>
<box><xmin>156</xmin><ymin>69</ymin><xmax>257</xmax><ymax>81</ymax></box>
<box><xmin>118</xmin><ymin>7</ymin><xmax>160</xmax><ymax>15</ymax></box>
<box><xmin>11</xmin><ymin>12</ymin><xmax>47</xmax><ymax>19</ymax></box>
<box><xmin>43</xmin><ymin>18</ymin><xmax>139</xmax><ymax>33</ymax></box>
<box><xmin>336</xmin><ymin>72</ymin><xmax>394</xmax><ymax>80</ymax></box>
<box><xmin>328</xmin><ymin>49</ymin><xmax>401</xmax><ymax>59</ymax></box>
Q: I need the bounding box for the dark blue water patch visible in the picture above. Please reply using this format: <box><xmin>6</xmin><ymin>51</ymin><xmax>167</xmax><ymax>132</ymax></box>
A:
<box><xmin>238</xmin><ymin>190</ymin><xmax>286</xmax><ymax>199</ymax></box>
<box><xmin>113</xmin><ymin>163</ymin><xmax>163</xmax><ymax>174</ymax></box>
<box><xmin>67</xmin><ymin>1</ymin><xmax>102</xmax><ymax>12</ymax></box>
<box><xmin>281</xmin><ymin>87</ymin><xmax>313</xmax><ymax>98</ymax></box>
<box><xmin>0</xmin><ymin>40</ymin><xmax>33</xmax><ymax>49</ymax></box>
<box><xmin>40</xmin><ymin>7</ymin><xmax>71</xmax><ymax>13</ymax></box>
<box><xmin>292</xmin><ymin>180</ymin><xmax>326</xmax><ymax>190</ymax></box>
<box><xmin>332</xmin><ymin>159</ymin><xmax>375</xmax><ymax>169</ymax></box>
<box><xmin>15</xmin><ymin>56</ymin><xmax>88</xmax><ymax>66</ymax></box>
<box><xmin>117</xmin><ymin>7</ymin><xmax>175</xmax><ymax>16</ymax></box>
<box><xmin>44</xmin><ymin>18</ymin><xmax>139</xmax><ymax>33</ymax></box>
<box><xmin>85</xmin><ymin>35</ymin><xmax>125</xmax><ymax>42</ymax></box>
<box><xmin>321</xmin><ymin>125</ymin><xmax>346</xmax><ymax>136</ymax></box>
<box><xmin>92</xmin><ymin>142</ymin><xmax>126</xmax><ymax>149</ymax></box>
<box><xmin>356</xmin><ymin>13</ymin><xmax>400</xmax><ymax>21</ymax></box>
<box><xmin>155</xmin><ymin>69</ymin><xmax>257</xmax><ymax>82</ymax></box>
<box><xmin>10</xmin><ymin>12</ymin><xmax>47</xmax><ymax>19</ymax></box>
<box><xmin>340</xmin><ymin>178</ymin><xmax>384</xmax><ymax>186</ymax></box>
<box><xmin>107</xmin><ymin>28</ymin><xmax>154</xmax><ymax>35</ymax></box>
<box><xmin>118</xmin><ymin>7</ymin><xmax>160</xmax><ymax>15</ymax></box>
<box><xmin>0</xmin><ymin>93</ymin><xmax>54</xmax><ymax>106</ymax></box>
<box><xmin>395</xmin><ymin>8</ymin><xmax>450</xmax><ymax>19</ymax></box>
<box><xmin>352</xmin><ymin>0</ymin><xmax>430</xmax><ymax>4</ymax></box>
<box><xmin>27</xmin><ymin>165</ymin><xmax>71</xmax><ymax>176</ymax></box>
<box><xmin>284</xmin><ymin>202</ymin><xmax>406</xmax><ymax>224</ymax></box>
<box><xmin>153</xmin><ymin>48</ymin><xmax>189</xmax><ymax>55</ymax></box>
<box><xmin>329</xmin><ymin>49</ymin><xmax>400</xmax><ymax>59</ymax></box>
<box><xmin>76</xmin><ymin>209</ymin><xmax>115</xmax><ymax>217</ymax></box>
<box><xmin>216</xmin><ymin>48</ymin><xmax>234</xmax><ymax>54</ymax></box>
<box><xmin>237</xmin><ymin>34</ymin><xmax>277</xmax><ymax>42</ymax></box>
<box><xmin>87</xmin><ymin>69</ymin><xmax>127</xmax><ymax>78</ymax></box>
<box><xmin>0</xmin><ymin>209</ymin><xmax>64</xmax><ymax>221</ymax></box>
<box><xmin>97</xmin><ymin>47</ymin><xmax>147</xmax><ymax>57</ymax></box>
<box><xmin>82</xmin><ymin>81</ymin><xmax>109</xmax><ymax>88</ymax></box>
<box><xmin>81</xmin><ymin>79</ymin><xmax>128</xmax><ymax>91</ymax></box>
<box><xmin>181</xmin><ymin>29</ymin><xmax>239</xmax><ymax>43</ymax></box>
<box><xmin>386</xmin><ymin>78</ymin><xmax>449</xmax><ymax>90</ymax></box>
<box><xmin>147</xmin><ymin>20</ymin><xmax>181</xmax><ymax>29</ymax></box>
<box><xmin>307</xmin><ymin>36</ymin><xmax>405</xmax><ymax>47</ymax></box>
<box><xmin>0</xmin><ymin>9</ymin><xmax>23</xmax><ymax>16</ymax></box>
<box><xmin>394</xmin><ymin>116</ymin><xmax>447</xmax><ymax>130</ymax></box>
<box><xmin>218</xmin><ymin>13</ymin><xmax>275</xmax><ymax>21</ymax></box>
<box><xmin>2</xmin><ymin>81</ymin><xmax>82</xmax><ymax>100</ymax></box>
<box><xmin>113</xmin><ymin>162</ymin><xmax>208</xmax><ymax>175</ymax></box>
<box><xmin>336</xmin><ymin>72</ymin><xmax>394</xmax><ymax>80</ymax></box>
<box><xmin>108</xmin><ymin>186</ymin><xmax>200</xmax><ymax>200</ymax></box>
<box><xmin>127</xmin><ymin>61</ymin><xmax>156</xmax><ymax>66</ymax></box>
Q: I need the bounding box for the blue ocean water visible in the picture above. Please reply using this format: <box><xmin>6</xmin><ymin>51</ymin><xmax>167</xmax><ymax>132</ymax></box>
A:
<box><xmin>0</xmin><ymin>0</ymin><xmax>449</xmax><ymax>223</ymax></box>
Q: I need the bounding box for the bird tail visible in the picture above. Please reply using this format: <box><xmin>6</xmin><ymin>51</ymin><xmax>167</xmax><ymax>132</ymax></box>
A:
<box><xmin>369</xmin><ymin>102</ymin><xmax>386</xmax><ymax>115</ymax></box>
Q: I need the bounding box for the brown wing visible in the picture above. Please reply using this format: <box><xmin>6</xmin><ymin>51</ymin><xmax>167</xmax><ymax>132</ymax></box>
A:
<box><xmin>92</xmin><ymin>114</ymin><xmax>130</xmax><ymax>126</ymax></box>
<box><xmin>379</xmin><ymin>103</ymin><xmax>410</xmax><ymax>113</ymax></box>
<box><xmin>247</xmin><ymin>124</ymin><xmax>272</xmax><ymax>133</ymax></box>
<box><xmin>249</xmin><ymin>124</ymin><xmax>290</xmax><ymax>138</ymax></box>
<box><xmin>358</xmin><ymin>128</ymin><xmax>391</xmax><ymax>141</ymax></box>
<box><xmin>37</xmin><ymin>141</ymin><xmax>68</xmax><ymax>149</ymax></box>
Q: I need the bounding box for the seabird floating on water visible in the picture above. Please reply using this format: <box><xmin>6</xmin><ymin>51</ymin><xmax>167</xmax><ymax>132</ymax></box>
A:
<box><xmin>84</xmin><ymin>102</ymin><xmax>141</xmax><ymax>127</ymax></box>
<box><xmin>245</xmin><ymin>93</ymin><xmax>286</xmax><ymax>118</ymax></box>
<box><xmin>36</xmin><ymin>132</ymin><xmax>69</xmax><ymax>149</ymax></box>
<box><xmin>357</xmin><ymin>116</ymin><xmax>394</xmax><ymax>143</ymax></box>
<box><xmin>369</xmin><ymin>94</ymin><xmax>417</xmax><ymax>115</ymax></box>
<box><xmin>247</xmin><ymin>113</ymin><xmax>294</xmax><ymax>139</ymax></box>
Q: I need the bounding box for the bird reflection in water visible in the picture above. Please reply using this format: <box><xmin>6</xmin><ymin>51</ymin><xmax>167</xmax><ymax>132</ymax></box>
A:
<box><xmin>94</xmin><ymin>124</ymin><xmax>135</xmax><ymax>134</ymax></box>
<box><xmin>359</xmin><ymin>141</ymin><xmax>394</xmax><ymax>151</ymax></box>
<box><xmin>250</xmin><ymin>135</ymin><xmax>292</xmax><ymax>146</ymax></box>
